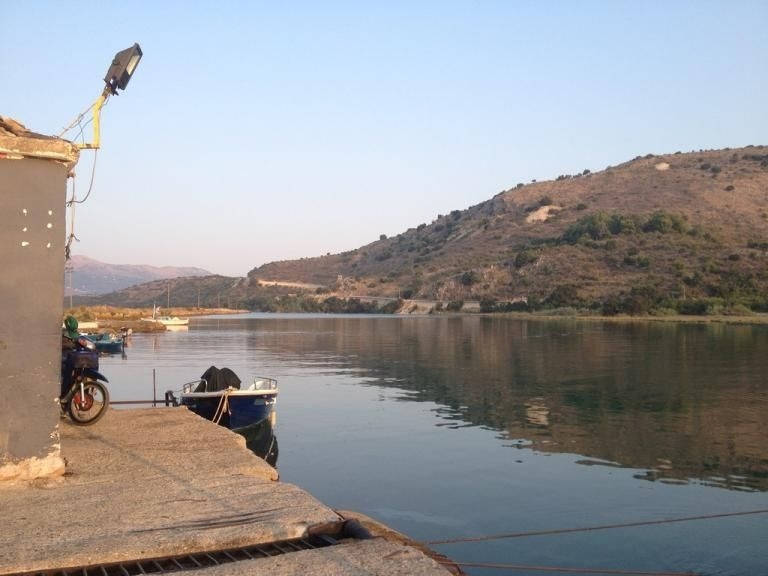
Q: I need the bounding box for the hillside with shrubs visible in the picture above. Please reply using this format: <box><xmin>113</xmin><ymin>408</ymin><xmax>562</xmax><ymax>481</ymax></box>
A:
<box><xmin>249</xmin><ymin>146</ymin><xmax>768</xmax><ymax>315</ymax></box>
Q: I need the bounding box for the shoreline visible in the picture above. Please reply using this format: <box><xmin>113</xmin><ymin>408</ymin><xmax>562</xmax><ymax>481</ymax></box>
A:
<box><xmin>486</xmin><ymin>311</ymin><xmax>768</xmax><ymax>325</ymax></box>
<box><xmin>65</xmin><ymin>306</ymin><xmax>250</xmax><ymax>333</ymax></box>
<box><xmin>67</xmin><ymin>304</ymin><xmax>768</xmax><ymax>327</ymax></box>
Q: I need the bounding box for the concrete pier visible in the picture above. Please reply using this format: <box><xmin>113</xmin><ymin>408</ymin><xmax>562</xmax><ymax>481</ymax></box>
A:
<box><xmin>0</xmin><ymin>408</ymin><xmax>455</xmax><ymax>575</ymax></box>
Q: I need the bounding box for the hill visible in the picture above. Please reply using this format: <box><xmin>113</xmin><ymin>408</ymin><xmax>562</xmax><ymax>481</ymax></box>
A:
<box><xmin>74</xmin><ymin>273</ymin><xmax>401</xmax><ymax>314</ymax></box>
<box><xmin>73</xmin><ymin>274</ymin><xmax>242</xmax><ymax>308</ymax></box>
<box><xmin>67</xmin><ymin>255</ymin><xmax>211</xmax><ymax>296</ymax></box>
<box><xmin>249</xmin><ymin>146</ymin><xmax>768</xmax><ymax>314</ymax></box>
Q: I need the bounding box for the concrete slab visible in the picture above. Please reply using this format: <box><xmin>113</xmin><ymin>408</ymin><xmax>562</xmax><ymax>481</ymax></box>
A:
<box><xmin>0</xmin><ymin>408</ymin><xmax>341</xmax><ymax>574</ymax></box>
<box><xmin>172</xmin><ymin>538</ymin><xmax>452</xmax><ymax>576</ymax></box>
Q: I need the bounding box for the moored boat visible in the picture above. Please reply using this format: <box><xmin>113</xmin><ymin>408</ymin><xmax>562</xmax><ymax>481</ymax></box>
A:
<box><xmin>170</xmin><ymin>366</ymin><xmax>277</xmax><ymax>431</ymax></box>
<box><xmin>86</xmin><ymin>332</ymin><xmax>124</xmax><ymax>354</ymax></box>
<box><xmin>155</xmin><ymin>316</ymin><xmax>189</xmax><ymax>326</ymax></box>
<box><xmin>140</xmin><ymin>305</ymin><xmax>189</xmax><ymax>327</ymax></box>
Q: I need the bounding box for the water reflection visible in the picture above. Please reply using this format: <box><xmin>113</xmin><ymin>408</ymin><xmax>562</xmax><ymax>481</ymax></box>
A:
<box><xmin>235</xmin><ymin>414</ymin><xmax>279</xmax><ymax>468</ymax></box>
<box><xmin>202</xmin><ymin>315</ymin><xmax>768</xmax><ymax>492</ymax></box>
<box><xmin>100</xmin><ymin>315</ymin><xmax>768</xmax><ymax>575</ymax></box>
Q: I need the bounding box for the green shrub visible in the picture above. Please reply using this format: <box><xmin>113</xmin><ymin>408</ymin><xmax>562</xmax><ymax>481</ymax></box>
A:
<box><xmin>446</xmin><ymin>300</ymin><xmax>464</xmax><ymax>311</ymax></box>
<box><xmin>545</xmin><ymin>285</ymin><xmax>580</xmax><ymax>308</ymax></box>
<box><xmin>674</xmin><ymin>298</ymin><xmax>720</xmax><ymax>315</ymax></box>
<box><xmin>642</xmin><ymin>211</ymin><xmax>688</xmax><ymax>234</ymax></box>
<box><xmin>460</xmin><ymin>271</ymin><xmax>479</xmax><ymax>286</ymax></box>
<box><xmin>612</xmin><ymin>214</ymin><xmax>636</xmax><ymax>234</ymax></box>
<box><xmin>377</xmin><ymin>299</ymin><xmax>402</xmax><ymax>314</ymax></box>
<box><xmin>514</xmin><ymin>249</ymin><xmax>539</xmax><ymax>268</ymax></box>
<box><xmin>563</xmin><ymin>212</ymin><xmax>612</xmax><ymax>243</ymax></box>
<box><xmin>723</xmin><ymin>303</ymin><xmax>753</xmax><ymax>316</ymax></box>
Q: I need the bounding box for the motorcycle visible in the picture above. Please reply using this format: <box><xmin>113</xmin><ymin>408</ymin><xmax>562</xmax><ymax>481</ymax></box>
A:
<box><xmin>60</xmin><ymin>335</ymin><xmax>110</xmax><ymax>425</ymax></box>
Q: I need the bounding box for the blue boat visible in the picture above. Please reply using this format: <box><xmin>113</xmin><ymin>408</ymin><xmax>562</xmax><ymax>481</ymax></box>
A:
<box><xmin>86</xmin><ymin>332</ymin><xmax>124</xmax><ymax>354</ymax></box>
<box><xmin>176</xmin><ymin>366</ymin><xmax>277</xmax><ymax>431</ymax></box>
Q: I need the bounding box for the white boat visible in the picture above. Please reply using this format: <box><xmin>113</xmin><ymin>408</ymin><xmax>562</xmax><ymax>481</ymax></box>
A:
<box><xmin>140</xmin><ymin>305</ymin><xmax>189</xmax><ymax>326</ymax></box>
<box><xmin>155</xmin><ymin>316</ymin><xmax>189</xmax><ymax>326</ymax></box>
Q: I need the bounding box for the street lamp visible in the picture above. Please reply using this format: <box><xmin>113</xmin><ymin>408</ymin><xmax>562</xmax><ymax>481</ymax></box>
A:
<box><xmin>61</xmin><ymin>43</ymin><xmax>143</xmax><ymax>149</ymax></box>
<box><xmin>104</xmin><ymin>43</ymin><xmax>143</xmax><ymax>95</ymax></box>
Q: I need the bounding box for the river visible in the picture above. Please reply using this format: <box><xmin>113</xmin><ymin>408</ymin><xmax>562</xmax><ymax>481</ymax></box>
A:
<box><xmin>100</xmin><ymin>314</ymin><xmax>768</xmax><ymax>575</ymax></box>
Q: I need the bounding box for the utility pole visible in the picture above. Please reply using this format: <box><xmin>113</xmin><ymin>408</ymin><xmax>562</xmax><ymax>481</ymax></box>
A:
<box><xmin>197</xmin><ymin>287</ymin><xmax>201</xmax><ymax>309</ymax></box>
<box><xmin>167</xmin><ymin>282</ymin><xmax>170</xmax><ymax>308</ymax></box>
<box><xmin>68</xmin><ymin>263</ymin><xmax>73</xmax><ymax>309</ymax></box>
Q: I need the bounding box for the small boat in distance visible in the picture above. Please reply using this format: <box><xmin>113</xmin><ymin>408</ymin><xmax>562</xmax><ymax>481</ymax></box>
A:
<box><xmin>155</xmin><ymin>316</ymin><xmax>189</xmax><ymax>326</ymax></box>
<box><xmin>86</xmin><ymin>332</ymin><xmax>124</xmax><ymax>354</ymax></box>
<box><xmin>168</xmin><ymin>366</ymin><xmax>278</xmax><ymax>431</ymax></box>
<box><xmin>141</xmin><ymin>305</ymin><xmax>189</xmax><ymax>327</ymax></box>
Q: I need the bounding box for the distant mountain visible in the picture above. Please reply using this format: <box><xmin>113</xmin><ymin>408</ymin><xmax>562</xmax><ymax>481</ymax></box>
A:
<box><xmin>66</xmin><ymin>255</ymin><xmax>211</xmax><ymax>296</ymax></box>
<box><xmin>248</xmin><ymin>145</ymin><xmax>768</xmax><ymax>314</ymax></box>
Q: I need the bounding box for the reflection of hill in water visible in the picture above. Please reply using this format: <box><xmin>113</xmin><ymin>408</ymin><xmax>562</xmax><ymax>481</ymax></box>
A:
<box><xmin>241</xmin><ymin>317</ymin><xmax>768</xmax><ymax>492</ymax></box>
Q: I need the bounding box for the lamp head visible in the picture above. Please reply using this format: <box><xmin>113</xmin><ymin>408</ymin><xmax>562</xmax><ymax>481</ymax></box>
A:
<box><xmin>104</xmin><ymin>43</ymin><xmax>143</xmax><ymax>95</ymax></box>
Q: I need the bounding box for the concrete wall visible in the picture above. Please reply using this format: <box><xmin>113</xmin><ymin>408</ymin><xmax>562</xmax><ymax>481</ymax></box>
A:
<box><xmin>0</xmin><ymin>157</ymin><xmax>67</xmax><ymax>481</ymax></box>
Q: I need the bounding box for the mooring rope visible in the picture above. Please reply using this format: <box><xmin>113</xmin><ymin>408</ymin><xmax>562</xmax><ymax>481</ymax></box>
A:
<box><xmin>212</xmin><ymin>390</ymin><xmax>232</xmax><ymax>424</ymax></box>
<box><xmin>438</xmin><ymin>560</ymin><xmax>697</xmax><ymax>575</ymax></box>
<box><xmin>425</xmin><ymin>508</ymin><xmax>768</xmax><ymax>545</ymax></box>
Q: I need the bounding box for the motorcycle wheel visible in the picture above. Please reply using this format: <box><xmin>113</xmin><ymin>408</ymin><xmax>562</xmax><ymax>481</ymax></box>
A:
<box><xmin>67</xmin><ymin>379</ymin><xmax>109</xmax><ymax>426</ymax></box>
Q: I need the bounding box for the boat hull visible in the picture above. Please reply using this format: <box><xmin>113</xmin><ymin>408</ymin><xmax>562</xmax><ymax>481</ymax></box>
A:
<box><xmin>94</xmin><ymin>340</ymin><xmax>123</xmax><ymax>354</ymax></box>
<box><xmin>180</xmin><ymin>391</ymin><xmax>276</xmax><ymax>430</ymax></box>
<box><xmin>86</xmin><ymin>334</ymin><xmax>123</xmax><ymax>354</ymax></box>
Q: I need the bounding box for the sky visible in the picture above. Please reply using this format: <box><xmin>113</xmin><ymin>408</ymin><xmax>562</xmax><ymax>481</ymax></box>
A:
<box><xmin>2</xmin><ymin>1</ymin><xmax>767</xmax><ymax>276</ymax></box>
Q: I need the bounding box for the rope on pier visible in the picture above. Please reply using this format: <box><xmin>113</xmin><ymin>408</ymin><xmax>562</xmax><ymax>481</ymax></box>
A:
<box><xmin>425</xmin><ymin>508</ymin><xmax>768</xmax><ymax>545</ymax></box>
<box><xmin>438</xmin><ymin>560</ymin><xmax>698</xmax><ymax>575</ymax></box>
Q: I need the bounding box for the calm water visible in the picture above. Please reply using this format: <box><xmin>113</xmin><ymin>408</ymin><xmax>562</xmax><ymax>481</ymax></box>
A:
<box><xmin>101</xmin><ymin>314</ymin><xmax>768</xmax><ymax>576</ymax></box>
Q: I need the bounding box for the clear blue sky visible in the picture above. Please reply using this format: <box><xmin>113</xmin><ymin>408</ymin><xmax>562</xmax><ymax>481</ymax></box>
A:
<box><xmin>3</xmin><ymin>1</ymin><xmax>766</xmax><ymax>276</ymax></box>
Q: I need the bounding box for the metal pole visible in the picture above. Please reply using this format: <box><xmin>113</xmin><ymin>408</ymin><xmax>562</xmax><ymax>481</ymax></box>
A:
<box><xmin>68</xmin><ymin>265</ymin><xmax>73</xmax><ymax>309</ymax></box>
<box><xmin>153</xmin><ymin>368</ymin><xmax>157</xmax><ymax>407</ymax></box>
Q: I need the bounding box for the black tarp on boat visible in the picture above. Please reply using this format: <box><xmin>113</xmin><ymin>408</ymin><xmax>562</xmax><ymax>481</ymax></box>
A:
<box><xmin>196</xmin><ymin>366</ymin><xmax>241</xmax><ymax>392</ymax></box>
